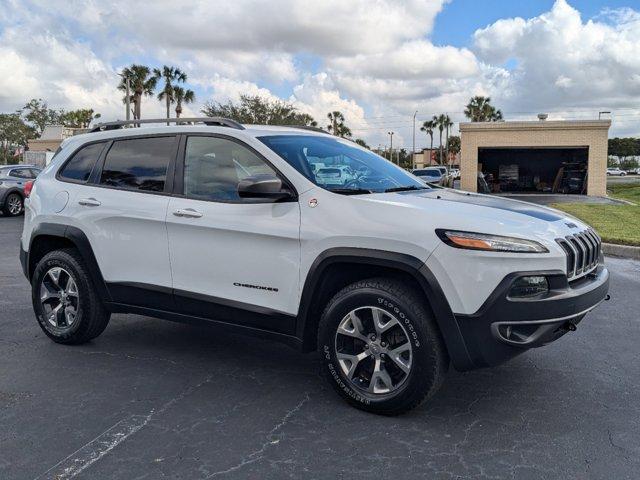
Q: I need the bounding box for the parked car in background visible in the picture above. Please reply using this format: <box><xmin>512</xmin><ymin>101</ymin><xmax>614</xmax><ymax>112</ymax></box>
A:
<box><xmin>606</xmin><ymin>168</ymin><xmax>626</xmax><ymax>176</ymax></box>
<box><xmin>412</xmin><ymin>167</ymin><xmax>444</xmax><ymax>185</ymax></box>
<box><xmin>449</xmin><ymin>168</ymin><xmax>460</xmax><ymax>179</ymax></box>
<box><xmin>0</xmin><ymin>165</ymin><xmax>41</xmax><ymax>216</ymax></box>
<box><xmin>315</xmin><ymin>165</ymin><xmax>355</xmax><ymax>187</ymax></box>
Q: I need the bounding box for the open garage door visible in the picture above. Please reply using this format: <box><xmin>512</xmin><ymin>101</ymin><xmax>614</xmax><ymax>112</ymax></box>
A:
<box><xmin>479</xmin><ymin>147</ymin><xmax>588</xmax><ymax>194</ymax></box>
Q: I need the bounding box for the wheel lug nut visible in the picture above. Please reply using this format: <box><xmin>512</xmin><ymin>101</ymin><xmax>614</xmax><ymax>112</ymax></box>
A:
<box><xmin>381</xmin><ymin>342</ymin><xmax>386</xmax><ymax>347</ymax></box>
<box><xmin>364</xmin><ymin>344</ymin><xmax>369</xmax><ymax>349</ymax></box>
<box><xmin>370</xmin><ymin>334</ymin><xmax>376</xmax><ymax>341</ymax></box>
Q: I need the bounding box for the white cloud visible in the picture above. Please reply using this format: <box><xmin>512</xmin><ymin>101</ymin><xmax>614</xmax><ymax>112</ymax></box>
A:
<box><xmin>1</xmin><ymin>0</ymin><xmax>639</xmax><ymax>142</ymax></box>
<box><xmin>473</xmin><ymin>0</ymin><xmax>640</xmax><ymax>117</ymax></box>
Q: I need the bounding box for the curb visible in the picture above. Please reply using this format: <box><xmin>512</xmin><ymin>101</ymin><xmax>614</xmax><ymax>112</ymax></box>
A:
<box><xmin>602</xmin><ymin>242</ymin><xmax>640</xmax><ymax>260</ymax></box>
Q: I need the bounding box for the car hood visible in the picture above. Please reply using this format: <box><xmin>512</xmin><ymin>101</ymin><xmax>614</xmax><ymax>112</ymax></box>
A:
<box><xmin>362</xmin><ymin>188</ymin><xmax>590</xmax><ymax>241</ymax></box>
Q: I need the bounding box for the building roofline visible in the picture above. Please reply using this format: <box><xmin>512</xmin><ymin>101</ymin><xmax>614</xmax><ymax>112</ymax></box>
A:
<box><xmin>459</xmin><ymin>119</ymin><xmax>611</xmax><ymax>132</ymax></box>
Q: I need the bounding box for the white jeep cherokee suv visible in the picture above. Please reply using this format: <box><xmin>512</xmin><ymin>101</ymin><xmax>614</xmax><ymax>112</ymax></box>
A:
<box><xmin>20</xmin><ymin>118</ymin><xmax>609</xmax><ymax>415</ymax></box>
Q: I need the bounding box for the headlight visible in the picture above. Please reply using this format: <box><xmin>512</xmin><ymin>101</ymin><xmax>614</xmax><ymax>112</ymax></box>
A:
<box><xmin>436</xmin><ymin>230</ymin><xmax>548</xmax><ymax>253</ymax></box>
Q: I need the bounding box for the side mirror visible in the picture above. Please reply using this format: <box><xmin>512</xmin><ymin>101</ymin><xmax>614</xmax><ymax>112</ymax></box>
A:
<box><xmin>237</xmin><ymin>174</ymin><xmax>295</xmax><ymax>201</ymax></box>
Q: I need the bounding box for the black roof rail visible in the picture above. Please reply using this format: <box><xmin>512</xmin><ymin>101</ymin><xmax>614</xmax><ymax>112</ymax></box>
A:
<box><xmin>89</xmin><ymin>117</ymin><xmax>245</xmax><ymax>133</ymax></box>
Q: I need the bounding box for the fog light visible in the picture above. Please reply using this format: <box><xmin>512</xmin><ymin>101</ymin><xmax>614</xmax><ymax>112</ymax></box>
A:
<box><xmin>508</xmin><ymin>276</ymin><xmax>548</xmax><ymax>298</ymax></box>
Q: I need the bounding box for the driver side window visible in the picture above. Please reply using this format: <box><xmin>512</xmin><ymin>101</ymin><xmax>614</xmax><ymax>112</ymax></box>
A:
<box><xmin>184</xmin><ymin>136</ymin><xmax>278</xmax><ymax>202</ymax></box>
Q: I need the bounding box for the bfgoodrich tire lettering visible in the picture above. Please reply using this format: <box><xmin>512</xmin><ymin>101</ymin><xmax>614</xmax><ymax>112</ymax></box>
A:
<box><xmin>318</xmin><ymin>277</ymin><xmax>449</xmax><ymax>415</ymax></box>
<box><xmin>32</xmin><ymin>248</ymin><xmax>110</xmax><ymax>344</ymax></box>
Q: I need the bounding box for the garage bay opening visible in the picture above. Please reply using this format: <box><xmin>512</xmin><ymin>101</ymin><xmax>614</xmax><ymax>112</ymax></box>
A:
<box><xmin>479</xmin><ymin>147</ymin><xmax>589</xmax><ymax>194</ymax></box>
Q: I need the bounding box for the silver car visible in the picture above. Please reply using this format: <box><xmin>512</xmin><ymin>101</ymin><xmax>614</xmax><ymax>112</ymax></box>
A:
<box><xmin>412</xmin><ymin>167</ymin><xmax>444</xmax><ymax>185</ymax></box>
<box><xmin>0</xmin><ymin>165</ymin><xmax>41</xmax><ymax>216</ymax></box>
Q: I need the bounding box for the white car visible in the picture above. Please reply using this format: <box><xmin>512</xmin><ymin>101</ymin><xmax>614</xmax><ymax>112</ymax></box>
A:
<box><xmin>20</xmin><ymin>118</ymin><xmax>609</xmax><ymax>415</ymax></box>
<box><xmin>606</xmin><ymin>168</ymin><xmax>626</xmax><ymax>176</ymax></box>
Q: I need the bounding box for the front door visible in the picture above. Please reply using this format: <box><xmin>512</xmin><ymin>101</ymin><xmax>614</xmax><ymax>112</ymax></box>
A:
<box><xmin>166</xmin><ymin>135</ymin><xmax>301</xmax><ymax>333</ymax></box>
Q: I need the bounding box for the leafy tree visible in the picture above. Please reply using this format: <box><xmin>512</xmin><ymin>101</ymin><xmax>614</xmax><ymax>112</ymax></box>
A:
<box><xmin>117</xmin><ymin>65</ymin><xmax>158</xmax><ymax>122</ymax></box>
<box><xmin>608</xmin><ymin>137</ymin><xmax>640</xmax><ymax>158</ymax></box>
<box><xmin>354</xmin><ymin>138</ymin><xmax>369</xmax><ymax>149</ymax></box>
<box><xmin>172</xmin><ymin>86</ymin><xmax>195</xmax><ymax>118</ymax></box>
<box><xmin>154</xmin><ymin>66</ymin><xmax>187</xmax><ymax>121</ymax></box>
<box><xmin>327</xmin><ymin>111</ymin><xmax>352</xmax><ymax>138</ymax></box>
<box><xmin>0</xmin><ymin>114</ymin><xmax>35</xmax><ymax>163</ymax></box>
<box><xmin>464</xmin><ymin>96</ymin><xmax>503</xmax><ymax>122</ymax></box>
<box><xmin>447</xmin><ymin>135</ymin><xmax>461</xmax><ymax>156</ymax></box>
<box><xmin>201</xmin><ymin>94</ymin><xmax>318</xmax><ymax>126</ymax></box>
<box><xmin>20</xmin><ymin>98</ymin><xmax>63</xmax><ymax>136</ymax></box>
<box><xmin>60</xmin><ymin>109</ymin><xmax>101</xmax><ymax>128</ymax></box>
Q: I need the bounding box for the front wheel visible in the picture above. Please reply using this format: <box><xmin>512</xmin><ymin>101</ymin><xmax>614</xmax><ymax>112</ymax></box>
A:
<box><xmin>318</xmin><ymin>278</ymin><xmax>449</xmax><ymax>415</ymax></box>
<box><xmin>32</xmin><ymin>249</ymin><xmax>110</xmax><ymax>344</ymax></box>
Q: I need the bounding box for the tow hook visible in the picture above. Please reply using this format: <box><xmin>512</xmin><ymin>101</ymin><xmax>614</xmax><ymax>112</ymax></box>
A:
<box><xmin>563</xmin><ymin>321</ymin><xmax>578</xmax><ymax>332</ymax></box>
<box><xmin>605</xmin><ymin>294</ymin><xmax>611</xmax><ymax>301</ymax></box>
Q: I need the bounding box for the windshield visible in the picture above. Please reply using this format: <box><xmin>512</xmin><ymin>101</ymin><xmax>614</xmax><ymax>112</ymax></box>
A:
<box><xmin>258</xmin><ymin>135</ymin><xmax>429</xmax><ymax>194</ymax></box>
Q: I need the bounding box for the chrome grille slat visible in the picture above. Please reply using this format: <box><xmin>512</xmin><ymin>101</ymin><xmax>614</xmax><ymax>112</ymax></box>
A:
<box><xmin>556</xmin><ymin>228</ymin><xmax>601</xmax><ymax>281</ymax></box>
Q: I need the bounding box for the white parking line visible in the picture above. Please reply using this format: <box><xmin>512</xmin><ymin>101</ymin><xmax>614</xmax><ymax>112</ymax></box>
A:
<box><xmin>33</xmin><ymin>414</ymin><xmax>152</xmax><ymax>479</ymax></box>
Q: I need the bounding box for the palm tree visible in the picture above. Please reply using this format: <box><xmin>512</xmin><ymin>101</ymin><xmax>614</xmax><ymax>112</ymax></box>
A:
<box><xmin>173</xmin><ymin>86</ymin><xmax>195</xmax><ymax>118</ymax></box>
<box><xmin>444</xmin><ymin>114</ymin><xmax>453</xmax><ymax>164</ymax></box>
<box><xmin>154</xmin><ymin>66</ymin><xmax>187</xmax><ymax>123</ymax></box>
<box><xmin>117</xmin><ymin>65</ymin><xmax>157</xmax><ymax>124</ymax></box>
<box><xmin>435</xmin><ymin>114</ymin><xmax>447</xmax><ymax>164</ymax></box>
<box><xmin>464</xmin><ymin>96</ymin><xmax>503</xmax><ymax>122</ymax></box>
<box><xmin>326</xmin><ymin>111</ymin><xmax>351</xmax><ymax>138</ymax></box>
<box><xmin>420</xmin><ymin>120</ymin><xmax>435</xmax><ymax>164</ymax></box>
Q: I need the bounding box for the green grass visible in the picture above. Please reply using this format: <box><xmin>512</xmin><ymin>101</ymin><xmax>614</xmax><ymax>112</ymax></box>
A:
<box><xmin>550</xmin><ymin>182</ymin><xmax>640</xmax><ymax>246</ymax></box>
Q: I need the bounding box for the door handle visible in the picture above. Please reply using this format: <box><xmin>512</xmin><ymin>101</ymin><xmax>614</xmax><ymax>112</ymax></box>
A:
<box><xmin>78</xmin><ymin>197</ymin><xmax>101</xmax><ymax>207</ymax></box>
<box><xmin>173</xmin><ymin>208</ymin><xmax>203</xmax><ymax>218</ymax></box>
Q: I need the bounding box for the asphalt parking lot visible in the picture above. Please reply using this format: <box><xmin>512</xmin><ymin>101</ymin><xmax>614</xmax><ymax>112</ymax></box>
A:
<box><xmin>1</xmin><ymin>215</ymin><xmax>639</xmax><ymax>480</ymax></box>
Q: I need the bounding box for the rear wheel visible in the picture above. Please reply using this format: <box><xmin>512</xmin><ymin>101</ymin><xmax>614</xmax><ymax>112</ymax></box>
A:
<box><xmin>32</xmin><ymin>249</ymin><xmax>110</xmax><ymax>344</ymax></box>
<box><xmin>3</xmin><ymin>193</ymin><xmax>23</xmax><ymax>216</ymax></box>
<box><xmin>318</xmin><ymin>278</ymin><xmax>448</xmax><ymax>415</ymax></box>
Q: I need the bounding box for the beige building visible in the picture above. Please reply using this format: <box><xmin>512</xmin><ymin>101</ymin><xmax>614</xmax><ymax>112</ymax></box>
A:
<box><xmin>460</xmin><ymin>118</ymin><xmax>611</xmax><ymax>196</ymax></box>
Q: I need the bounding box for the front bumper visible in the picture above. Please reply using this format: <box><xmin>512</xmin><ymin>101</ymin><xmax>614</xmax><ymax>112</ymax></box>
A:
<box><xmin>454</xmin><ymin>265</ymin><xmax>610</xmax><ymax>369</ymax></box>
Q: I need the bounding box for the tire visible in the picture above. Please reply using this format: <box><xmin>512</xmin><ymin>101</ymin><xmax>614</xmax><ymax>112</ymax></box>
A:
<box><xmin>32</xmin><ymin>248</ymin><xmax>110</xmax><ymax>344</ymax></box>
<box><xmin>318</xmin><ymin>277</ymin><xmax>449</xmax><ymax>415</ymax></box>
<box><xmin>2</xmin><ymin>192</ymin><xmax>23</xmax><ymax>216</ymax></box>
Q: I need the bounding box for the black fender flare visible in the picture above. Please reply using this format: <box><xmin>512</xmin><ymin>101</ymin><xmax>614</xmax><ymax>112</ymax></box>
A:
<box><xmin>27</xmin><ymin>222</ymin><xmax>111</xmax><ymax>303</ymax></box>
<box><xmin>296</xmin><ymin>247</ymin><xmax>474</xmax><ymax>371</ymax></box>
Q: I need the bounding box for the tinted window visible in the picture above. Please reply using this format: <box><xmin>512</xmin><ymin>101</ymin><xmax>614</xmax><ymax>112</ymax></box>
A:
<box><xmin>184</xmin><ymin>136</ymin><xmax>279</xmax><ymax>202</ymax></box>
<box><xmin>59</xmin><ymin>143</ymin><xmax>104</xmax><ymax>182</ymax></box>
<box><xmin>259</xmin><ymin>135</ymin><xmax>428</xmax><ymax>194</ymax></box>
<box><xmin>100</xmin><ymin>137</ymin><xmax>175</xmax><ymax>192</ymax></box>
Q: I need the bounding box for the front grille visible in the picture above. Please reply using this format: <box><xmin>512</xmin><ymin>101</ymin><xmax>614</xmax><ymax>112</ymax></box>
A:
<box><xmin>556</xmin><ymin>229</ymin><xmax>601</xmax><ymax>280</ymax></box>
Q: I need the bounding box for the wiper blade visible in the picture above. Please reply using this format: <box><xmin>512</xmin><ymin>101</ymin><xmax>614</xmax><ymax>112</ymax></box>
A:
<box><xmin>328</xmin><ymin>188</ymin><xmax>373</xmax><ymax>195</ymax></box>
<box><xmin>384</xmin><ymin>185</ymin><xmax>428</xmax><ymax>193</ymax></box>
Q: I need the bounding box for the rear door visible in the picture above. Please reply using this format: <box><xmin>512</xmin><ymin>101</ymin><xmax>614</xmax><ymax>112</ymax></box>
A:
<box><xmin>73</xmin><ymin>135</ymin><xmax>178</xmax><ymax>307</ymax></box>
<box><xmin>165</xmin><ymin>134</ymin><xmax>301</xmax><ymax>331</ymax></box>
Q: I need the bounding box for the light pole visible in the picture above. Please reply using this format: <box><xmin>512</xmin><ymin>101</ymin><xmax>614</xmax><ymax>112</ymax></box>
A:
<box><xmin>388</xmin><ymin>131</ymin><xmax>394</xmax><ymax>164</ymax></box>
<box><xmin>118</xmin><ymin>72</ymin><xmax>132</xmax><ymax>122</ymax></box>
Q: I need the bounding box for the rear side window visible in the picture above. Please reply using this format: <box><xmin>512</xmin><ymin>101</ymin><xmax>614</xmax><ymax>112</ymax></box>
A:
<box><xmin>59</xmin><ymin>143</ymin><xmax>105</xmax><ymax>183</ymax></box>
<box><xmin>9</xmin><ymin>169</ymin><xmax>28</xmax><ymax>178</ymax></box>
<box><xmin>100</xmin><ymin>136</ymin><xmax>175</xmax><ymax>192</ymax></box>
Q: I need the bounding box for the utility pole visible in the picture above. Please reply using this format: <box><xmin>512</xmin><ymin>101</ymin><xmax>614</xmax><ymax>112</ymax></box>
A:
<box><xmin>412</xmin><ymin>111</ymin><xmax>417</xmax><ymax>170</ymax></box>
<box><xmin>388</xmin><ymin>131</ymin><xmax>394</xmax><ymax>164</ymax></box>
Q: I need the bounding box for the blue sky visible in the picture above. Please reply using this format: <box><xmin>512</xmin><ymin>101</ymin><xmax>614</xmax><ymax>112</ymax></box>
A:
<box><xmin>1</xmin><ymin>0</ymin><xmax>639</xmax><ymax>145</ymax></box>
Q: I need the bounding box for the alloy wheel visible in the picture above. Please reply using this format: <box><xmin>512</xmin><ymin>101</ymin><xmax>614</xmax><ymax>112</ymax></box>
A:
<box><xmin>334</xmin><ymin>306</ymin><xmax>413</xmax><ymax>395</ymax></box>
<box><xmin>40</xmin><ymin>267</ymin><xmax>79</xmax><ymax>331</ymax></box>
<box><xmin>7</xmin><ymin>194</ymin><xmax>22</xmax><ymax>215</ymax></box>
